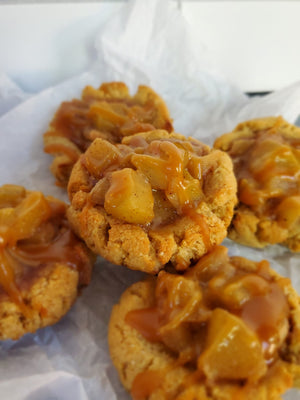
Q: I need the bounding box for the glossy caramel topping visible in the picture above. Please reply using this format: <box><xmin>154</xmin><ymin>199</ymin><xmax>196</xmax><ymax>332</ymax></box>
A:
<box><xmin>131</xmin><ymin>354</ymin><xmax>191</xmax><ymax>400</ymax></box>
<box><xmin>131</xmin><ymin>369</ymin><xmax>164</xmax><ymax>400</ymax></box>
<box><xmin>126</xmin><ymin>307</ymin><xmax>161</xmax><ymax>343</ymax></box>
<box><xmin>82</xmin><ymin>134</ymin><xmax>207</xmax><ymax>230</ymax></box>
<box><xmin>48</xmin><ymin>100</ymin><xmax>91</xmax><ymax>151</ymax></box>
<box><xmin>44</xmin><ymin>83</ymin><xmax>173</xmax><ymax>151</ymax></box>
<box><xmin>0</xmin><ymin>247</ymin><xmax>30</xmax><ymax>316</ymax></box>
<box><xmin>0</xmin><ymin>185</ymin><xmax>91</xmax><ymax>314</ymax></box>
<box><xmin>44</xmin><ymin>83</ymin><xmax>173</xmax><ymax>186</ymax></box>
<box><xmin>225</xmin><ymin>123</ymin><xmax>300</xmax><ymax>219</ymax></box>
<box><xmin>126</xmin><ymin>246</ymin><xmax>290</xmax><ymax>392</ymax></box>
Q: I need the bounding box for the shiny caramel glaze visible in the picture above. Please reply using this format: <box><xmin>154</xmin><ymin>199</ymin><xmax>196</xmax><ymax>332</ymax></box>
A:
<box><xmin>214</xmin><ymin>116</ymin><xmax>300</xmax><ymax>251</ymax></box>
<box><xmin>0</xmin><ymin>184</ymin><xmax>94</xmax><ymax>319</ymax></box>
<box><xmin>118</xmin><ymin>246</ymin><xmax>300</xmax><ymax>399</ymax></box>
<box><xmin>67</xmin><ymin>130</ymin><xmax>237</xmax><ymax>273</ymax></box>
<box><xmin>44</xmin><ymin>82</ymin><xmax>173</xmax><ymax>186</ymax></box>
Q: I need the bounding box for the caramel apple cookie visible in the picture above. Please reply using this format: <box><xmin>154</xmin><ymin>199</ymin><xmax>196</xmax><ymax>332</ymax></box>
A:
<box><xmin>214</xmin><ymin>116</ymin><xmax>300</xmax><ymax>251</ymax></box>
<box><xmin>44</xmin><ymin>82</ymin><xmax>173</xmax><ymax>186</ymax></box>
<box><xmin>0</xmin><ymin>184</ymin><xmax>94</xmax><ymax>340</ymax></box>
<box><xmin>67</xmin><ymin>130</ymin><xmax>237</xmax><ymax>274</ymax></box>
<box><xmin>108</xmin><ymin>245</ymin><xmax>300</xmax><ymax>400</ymax></box>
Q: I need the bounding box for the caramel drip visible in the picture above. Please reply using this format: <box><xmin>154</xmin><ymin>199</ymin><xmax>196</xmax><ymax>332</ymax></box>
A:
<box><xmin>131</xmin><ymin>370</ymin><xmax>164</xmax><ymax>400</ymax></box>
<box><xmin>49</xmin><ymin>100</ymin><xmax>91</xmax><ymax>151</ymax></box>
<box><xmin>0</xmin><ymin>229</ymin><xmax>88</xmax><ymax>316</ymax></box>
<box><xmin>15</xmin><ymin>229</ymin><xmax>82</xmax><ymax>267</ymax></box>
<box><xmin>162</xmin><ymin>141</ymin><xmax>190</xmax><ymax>209</ymax></box>
<box><xmin>125</xmin><ymin>307</ymin><xmax>161</xmax><ymax>342</ymax></box>
<box><xmin>0</xmin><ymin>247</ymin><xmax>29</xmax><ymax>316</ymax></box>
<box><xmin>131</xmin><ymin>354</ymin><xmax>191</xmax><ymax>400</ymax></box>
<box><xmin>182</xmin><ymin>206</ymin><xmax>210</xmax><ymax>250</ymax></box>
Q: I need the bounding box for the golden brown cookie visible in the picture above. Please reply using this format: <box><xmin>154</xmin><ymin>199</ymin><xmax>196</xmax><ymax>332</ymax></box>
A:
<box><xmin>0</xmin><ymin>184</ymin><xmax>95</xmax><ymax>340</ymax></box>
<box><xmin>214</xmin><ymin>116</ymin><xmax>300</xmax><ymax>251</ymax></box>
<box><xmin>43</xmin><ymin>82</ymin><xmax>173</xmax><ymax>186</ymax></box>
<box><xmin>108</xmin><ymin>245</ymin><xmax>300</xmax><ymax>400</ymax></box>
<box><xmin>67</xmin><ymin>130</ymin><xmax>237</xmax><ymax>273</ymax></box>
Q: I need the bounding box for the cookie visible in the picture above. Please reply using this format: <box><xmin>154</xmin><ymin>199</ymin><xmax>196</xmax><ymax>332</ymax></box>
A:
<box><xmin>67</xmin><ymin>130</ymin><xmax>237</xmax><ymax>273</ymax></box>
<box><xmin>0</xmin><ymin>184</ymin><xmax>95</xmax><ymax>340</ymax></box>
<box><xmin>108</xmin><ymin>245</ymin><xmax>300</xmax><ymax>400</ymax></box>
<box><xmin>44</xmin><ymin>82</ymin><xmax>173</xmax><ymax>186</ymax></box>
<box><xmin>214</xmin><ymin>116</ymin><xmax>300</xmax><ymax>251</ymax></box>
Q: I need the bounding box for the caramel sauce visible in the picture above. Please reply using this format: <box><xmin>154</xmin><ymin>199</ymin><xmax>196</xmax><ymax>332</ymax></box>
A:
<box><xmin>162</xmin><ymin>141</ymin><xmax>190</xmax><ymax>209</ymax></box>
<box><xmin>146</xmin><ymin>141</ymin><xmax>206</xmax><ymax>234</ymax></box>
<box><xmin>131</xmin><ymin>369</ymin><xmax>164</xmax><ymax>400</ymax></box>
<box><xmin>230</xmin><ymin>127</ymin><xmax>300</xmax><ymax>218</ymax></box>
<box><xmin>182</xmin><ymin>206</ymin><xmax>210</xmax><ymax>250</ymax></box>
<box><xmin>125</xmin><ymin>307</ymin><xmax>161</xmax><ymax>342</ymax></box>
<box><xmin>47</xmin><ymin>89</ymin><xmax>172</xmax><ymax>157</ymax></box>
<box><xmin>0</xmin><ymin>247</ymin><xmax>30</xmax><ymax>316</ymax></box>
<box><xmin>0</xmin><ymin>228</ymin><xmax>87</xmax><ymax>316</ymax></box>
<box><xmin>241</xmin><ymin>284</ymin><xmax>287</xmax><ymax>338</ymax></box>
<box><xmin>49</xmin><ymin>100</ymin><xmax>91</xmax><ymax>151</ymax></box>
<box><xmin>131</xmin><ymin>354</ymin><xmax>192</xmax><ymax>400</ymax></box>
<box><xmin>15</xmin><ymin>229</ymin><xmax>82</xmax><ymax>268</ymax></box>
<box><xmin>0</xmin><ymin>189</ymin><xmax>90</xmax><ymax>316</ymax></box>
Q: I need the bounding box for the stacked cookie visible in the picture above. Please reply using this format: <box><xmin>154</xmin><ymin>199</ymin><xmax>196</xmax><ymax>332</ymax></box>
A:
<box><xmin>1</xmin><ymin>82</ymin><xmax>300</xmax><ymax>400</ymax></box>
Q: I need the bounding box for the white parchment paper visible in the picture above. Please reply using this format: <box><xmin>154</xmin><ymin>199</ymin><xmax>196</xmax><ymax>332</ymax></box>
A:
<box><xmin>0</xmin><ymin>1</ymin><xmax>299</xmax><ymax>399</ymax></box>
<box><xmin>0</xmin><ymin>73</ymin><xmax>30</xmax><ymax>118</ymax></box>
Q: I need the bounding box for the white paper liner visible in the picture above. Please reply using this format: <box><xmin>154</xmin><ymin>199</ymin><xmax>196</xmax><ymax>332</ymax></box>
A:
<box><xmin>0</xmin><ymin>0</ymin><xmax>299</xmax><ymax>399</ymax></box>
<box><xmin>0</xmin><ymin>73</ymin><xmax>29</xmax><ymax>117</ymax></box>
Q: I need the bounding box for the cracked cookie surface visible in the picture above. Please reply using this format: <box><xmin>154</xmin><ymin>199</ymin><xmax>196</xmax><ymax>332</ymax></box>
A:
<box><xmin>43</xmin><ymin>82</ymin><xmax>173</xmax><ymax>186</ymax></box>
<box><xmin>67</xmin><ymin>130</ymin><xmax>237</xmax><ymax>273</ymax></box>
<box><xmin>0</xmin><ymin>184</ymin><xmax>95</xmax><ymax>340</ymax></box>
<box><xmin>108</xmin><ymin>245</ymin><xmax>300</xmax><ymax>400</ymax></box>
<box><xmin>214</xmin><ymin>116</ymin><xmax>300</xmax><ymax>251</ymax></box>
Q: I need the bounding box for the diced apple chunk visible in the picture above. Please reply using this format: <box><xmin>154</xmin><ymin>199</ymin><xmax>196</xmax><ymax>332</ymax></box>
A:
<box><xmin>188</xmin><ymin>156</ymin><xmax>202</xmax><ymax>180</ymax></box>
<box><xmin>84</xmin><ymin>138</ymin><xmax>120</xmax><ymax>178</ymax></box>
<box><xmin>104</xmin><ymin>168</ymin><xmax>154</xmax><ymax>224</ymax></box>
<box><xmin>12</xmin><ymin>191</ymin><xmax>51</xmax><ymax>244</ymax></box>
<box><xmin>131</xmin><ymin>153</ymin><xmax>168</xmax><ymax>190</ymax></box>
<box><xmin>276</xmin><ymin>196</ymin><xmax>300</xmax><ymax>228</ymax></box>
<box><xmin>0</xmin><ymin>191</ymin><xmax>51</xmax><ymax>245</ymax></box>
<box><xmin>220</xmin><ymin>275</ymin><xmax>270</xmax><ymax>309</ymax></box>
<box><xmin>167</xmin><ymin>173</ymin><xmax>203</xmax><ymax>210</ymax></box>
<box><xmin>0</xmin><ymin>185</ymin><xmax>26</xmax><ymax>208</ymax></box>
<box><xmin>198</xmin><ymin>308</ymin><xmax>266</xmax><ymax>382</ymax></box>
<box><xmin>89</xmin><ymin>102</ymin><xmax>127</xmax><ymax>127</ymax></box>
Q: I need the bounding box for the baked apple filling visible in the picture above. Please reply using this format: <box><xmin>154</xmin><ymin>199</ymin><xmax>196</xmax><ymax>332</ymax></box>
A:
<box><xmin>214</xmin><ymin>117</ymin><xmax>300</xmax><ymax>250</ymax></box>
<box><xmin>126</xmin><ymin>246</ymin><xmax>294</xmax><ymax>398</ymax></box>
<box><xmin>71</xmin><ymin>132</ymin><xmax>212</xmax><ymax>227</ymax></box>
<box><xmin>0</xmin><ymin>184</ymin><xmax>93</xmax><ymax>317</ymax></box>
<box><xmin>44</xmin><ymin>82</ymin><xmax>173</xmax><ymax>186</ymax></box>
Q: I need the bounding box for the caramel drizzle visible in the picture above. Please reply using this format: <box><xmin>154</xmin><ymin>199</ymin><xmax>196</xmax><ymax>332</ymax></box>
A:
<box><xmin>0</xmin><ymin>247</ymin><xmax>30</xmax><ymax>316</ymax></box>
<box><xmin>0</xmin><ymin>229</ymin><xmax>85</xmax><ymax>317</ymax></box>
<box><xmin>131</xmin><ymin>353</ymin><xmax>192</xmax><ymax>400</ymax></box>
<box><xmin>159</xmin><ymin>141</ymin><xmax>209</xmax><ymax>250</ymax></box>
